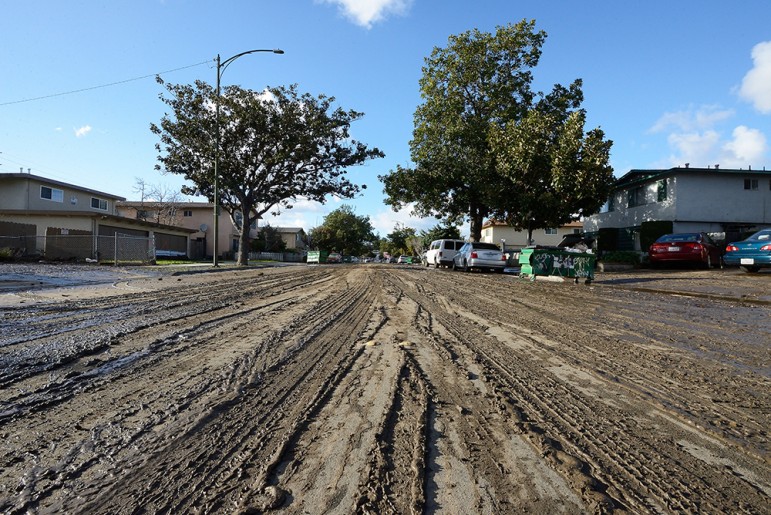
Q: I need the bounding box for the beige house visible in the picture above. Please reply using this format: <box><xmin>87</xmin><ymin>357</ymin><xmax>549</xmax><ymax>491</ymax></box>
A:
<box><xmin>481</xmin><ymin>220</ymin><xmax>584</xmax><ymax>250</ymax></box>
<box><xmin>274</xmin><ymin>227</ymin><xmax>306</xmax><ymax>250</ymax></box>
<box><xmin>117</xmin><ymin>201</ymin><xmax>259</xmax><ymax>259</ymax></box>
<box><xmin>0</xmin><ymin>173</ymin><xmax>194</xmax><ymax>261</ymax></box>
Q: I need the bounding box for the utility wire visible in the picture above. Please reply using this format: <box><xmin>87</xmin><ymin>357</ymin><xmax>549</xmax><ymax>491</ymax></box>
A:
<box><xmin>0</xmin><ymin>59</ymin><xmax>212</xmax><ymax>107</ymax></box>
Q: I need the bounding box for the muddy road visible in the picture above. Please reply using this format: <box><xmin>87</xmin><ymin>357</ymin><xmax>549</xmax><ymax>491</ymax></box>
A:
<box><xmin>0</xmin><ymin>264</ymin><xmax>769</xmax><ymax>514</ymax></box>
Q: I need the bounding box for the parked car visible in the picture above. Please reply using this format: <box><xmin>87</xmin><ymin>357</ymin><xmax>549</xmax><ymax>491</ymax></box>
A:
<box><xmin>452</xmin><ymin>242</ymin><xmax>507</xmax><ymax>272</ymax></box>
<box><xmin>327</xmin><ymin>252</ymin><xmax>342</xmax><ymax>263</ymax></box>
<box><xmin>425</xmin><ymin>239</ymin><xmax>465</xmax><ymax>268</ymax></box>
<box><xmin>397</xmin><ymin>255</ymin><xmax>412</xmax><ymax>264</ymax></box>
<box><xmin>648</xmin><ymin>233</ymin><xmax>722</xmax><ymax>269</ymax></box>
<box><xmin>723</xmin><ymin>228</ymin><xmax>771</xmax><ymax>273</ymax></box>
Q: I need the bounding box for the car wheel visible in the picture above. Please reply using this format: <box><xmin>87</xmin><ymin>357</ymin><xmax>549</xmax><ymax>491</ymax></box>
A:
<box><xmin>740</xmin><ymin>265</ymin><xmax>760</xmax><ymax>273</ymax></box>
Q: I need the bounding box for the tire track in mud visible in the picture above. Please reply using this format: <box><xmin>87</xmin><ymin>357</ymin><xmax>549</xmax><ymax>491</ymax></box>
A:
<box><xmin>69</xmin><ymin>268</ymin><xmax>379</xmax><ymax>514</ymax></box>
<box><xmin>0</xmin><ymin>268</ymin><xmax>333</xmax><ymax>388</ymax></box>
<box><xmin>380</xmin><ymin>268</ymin><xmax>770</xmax><ymax>513</ymax></box>
<box><xmin>1</xmin><ymin>267</ymin><xmax>349</xmax><ymax>513</ymax></box>
<box><xmin>0</xmin><ymin>266</ymin><xmax>768</xmax><ymax>514</ymax></box>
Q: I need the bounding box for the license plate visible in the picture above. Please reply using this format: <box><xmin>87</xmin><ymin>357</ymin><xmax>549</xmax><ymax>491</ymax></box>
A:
<box><xmin>741</xmin><ymin>258</ymin><xmax>755</xmax><ymax>265</ymax></box>
<box><xmin>668</xmin><ymin>246</ymin><xmax>680</xmax><ymax>252</ymax></box>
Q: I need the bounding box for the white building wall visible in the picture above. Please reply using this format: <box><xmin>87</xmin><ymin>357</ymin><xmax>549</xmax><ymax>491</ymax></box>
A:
<box><xmin>676</xmin><ymin>173</ymin><xmax>771</xmax><ymax>223</ymax></box>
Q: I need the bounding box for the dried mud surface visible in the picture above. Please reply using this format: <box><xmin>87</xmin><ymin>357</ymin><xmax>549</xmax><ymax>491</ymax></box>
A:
<box><xmin>0</xmin><ymin>264</ymin><xmax>769</xmax><ymax>514</ymax></box>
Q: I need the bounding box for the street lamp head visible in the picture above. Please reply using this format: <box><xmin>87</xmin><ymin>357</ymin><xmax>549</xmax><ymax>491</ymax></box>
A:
<box><xmin>273</xmin><ymin>49</ymin><xmax>285</xmax><ymax>54</ymax></box>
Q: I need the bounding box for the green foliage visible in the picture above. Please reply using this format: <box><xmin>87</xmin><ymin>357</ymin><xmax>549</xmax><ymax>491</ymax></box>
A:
<box><xmin>151</xmin><ymin>79</ymin><xmax>383</xmax><ymax>266</ymax></box>
<box><xmin>640</xmin><ymin>220</ymin><xmax>673</xmax><ymax>251</ymax></box>
<box><xmin>379</xmin><ymin>20</ymin><xmax>610</xmax><ymax>242</ymax></box>
<box><xmin>380</xmin><ymin>21</ymin><xmax>548</xmax><ymax>240</ymax></box>
<box><xmin>489</xmin><ymin>109</ymin><xmax>614</xmax><ymax>241</ymax></box>
<box><xmin>420</xmin><ymin>223</ymin><xmax>462</xmax><ymax>247</ymax></box>
<box><xmin>383</xmin><ymin>223</ymin><xmax>417</xmax><ymax>256</ymax></box>
<box><xmin>250</xmin><ymin>224</ymin><xmax>287</xmax><ymax>253</ymax></box>
<box><xmin>309</xmin><ymin>205</ymin><xmax>377</xmax><ymax>256</ymax></box>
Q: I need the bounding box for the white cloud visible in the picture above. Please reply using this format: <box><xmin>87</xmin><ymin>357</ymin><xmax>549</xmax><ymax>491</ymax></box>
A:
<box><xmin>721</xmin><ymin>125</ymin><xmax>767</xmax><ymax>167</ymax></box>
<box><xmin>370</xmin><ymin>203</ymin><xmax>440</xmax><ymax>237</ymax></box>
<box><xmin>319</xmin><ymin>0</ymin><xmax>412</xmax><ymax>28</ymax></box>
<box><xmin>665</xmin><ymin>130</ymin><xmax>721</xmax><ymax>166</ymax></box>
<box><xmin>649</xmin><ymin>105</ymin><xmax>733</xmax><ymax>133</ymax></box>
<box><xmin>650</xmin><ymin>104</ymin><xmax>768</xmax><ymax>169</ymax></box>
<box><xmin>739</xmin><ymin>41</ymin><xmax>771</xmax><ymax>114</ymax></box>
<box><xmin>74</xmin><ymin>125</ymin><xmax>92</xmax><ymax>138</ymax></box>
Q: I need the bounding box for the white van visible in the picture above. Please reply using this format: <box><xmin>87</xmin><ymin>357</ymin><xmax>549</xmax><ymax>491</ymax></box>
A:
<box><xmin>425</xmin><ymin>239</ymin><xmax>465</xmax><ymax>268</ymax></box>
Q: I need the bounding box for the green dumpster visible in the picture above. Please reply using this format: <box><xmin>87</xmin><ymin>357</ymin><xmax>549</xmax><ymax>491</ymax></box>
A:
<box><xmin>307</xmin><ymin>250</ymin><xmax>329</xmax><ymax>264</ymax></box>
<box><xmin>519</xmin><ymin>246</ymin><xmax>595</xmax><ymax>284</ymax></box>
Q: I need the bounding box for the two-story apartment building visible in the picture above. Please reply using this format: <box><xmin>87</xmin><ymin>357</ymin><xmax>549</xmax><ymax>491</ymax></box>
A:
<box><xmin>116</xmin><ymin>201</ymin><xmax>259</xmax><ymax>259</ymax></box>
<box><xmin>583</xmin><ymin>166</ymin><xmax>771</xmax><ymax>251</ymax></box>
<box><xmin>0</xmin><ymin>173</ymin><xmax>194</xmax><ymax>261</ymax></box>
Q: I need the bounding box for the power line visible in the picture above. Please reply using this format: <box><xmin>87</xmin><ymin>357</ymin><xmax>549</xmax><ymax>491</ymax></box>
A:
<box><xmin>0</xmin><ymin>59</ymin><xmax>213</xmax><ymax>107</ymax></box>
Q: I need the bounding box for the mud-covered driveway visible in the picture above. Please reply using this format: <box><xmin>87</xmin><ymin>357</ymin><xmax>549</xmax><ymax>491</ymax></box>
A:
<box><xmin>0</xmin><ymin>264</ymin><xmax>768</xmax><ymax>513</ymax></box>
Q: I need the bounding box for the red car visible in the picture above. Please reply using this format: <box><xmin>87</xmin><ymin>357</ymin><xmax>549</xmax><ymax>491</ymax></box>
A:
<box><xmin>648</xmin><ymin>233</ymin><xmax>722</xmax><ymax>269</ymax></box>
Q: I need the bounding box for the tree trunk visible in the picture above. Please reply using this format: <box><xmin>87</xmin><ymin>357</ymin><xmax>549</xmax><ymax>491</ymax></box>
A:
<box><xmin>236</xmin><ymin>207</ymin><xmax>251</xmax><ymax>266</ymax></box>
<box><xmin>468</xmin><ymin>203</ymin><xmax>486</xmax><ymax>242</ymax></box>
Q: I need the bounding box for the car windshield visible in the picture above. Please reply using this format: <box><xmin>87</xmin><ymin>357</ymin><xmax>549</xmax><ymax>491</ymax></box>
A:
<box><xmin>657</xmin><ymin>233</ymin><xmax>699</xmax><ymax>243</ymax></box>
<box><xmin>471</xmin><ymin>243</ymin><xmax>501</xmax><ymax>251</ymax></box>
<box><xmin>747</xmin><ymin>229</ymin><xmax>771</xmax><ymax>242</ymax></box>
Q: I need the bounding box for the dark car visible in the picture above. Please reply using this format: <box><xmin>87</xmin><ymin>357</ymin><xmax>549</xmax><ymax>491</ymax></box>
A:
<box><xmin>723</xmin><ymin>228</ymin><xmax>771</xmax><ymax>273</ymax></box>
<box><xmin>648</xmin><ymin>233</ymin><xmax>722</xmax><ymax>269</ymax></box>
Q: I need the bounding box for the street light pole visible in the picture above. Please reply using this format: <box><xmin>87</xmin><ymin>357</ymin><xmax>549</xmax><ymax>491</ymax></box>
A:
<box><xmin>213</xmin><ymin>48</ymin><xmax>284</xmax><ymax>267</ymax></box>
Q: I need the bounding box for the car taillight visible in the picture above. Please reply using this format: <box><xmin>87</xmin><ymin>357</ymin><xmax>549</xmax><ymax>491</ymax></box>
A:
<box><xmin>761</xmin><ymin>245</ymin><xmax>771</xmax><ymax>251</ymax></box>
<box><xmin>726</xmin><ymin>245</ymin><xmax>739</xmax><ymax>252</ymax></box>
<box><xmin>501</xmin><ymin>254</ymin><xmax>507</xmax><ymax>261</ymax></box>
<box><xmin>684</xmin><ymin>243</ymin><xmax>702</xmax><ymax>253</ymax></box>
<box><xmin>470</xmin><ymin>252</ymin><xmax>478</xmax><ymax>258</ymax></box>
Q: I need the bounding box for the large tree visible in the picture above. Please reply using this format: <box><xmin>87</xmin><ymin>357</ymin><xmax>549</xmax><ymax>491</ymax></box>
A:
<box><xmin>151</xmin><ymin>79</ymin><xmax>383</xmax><ymax>265</ymax></box>
<box><xmin>308</xmin><ymin>205</ymin><xmax>377</xmax><ymax>257</ymax></box>
<box><xmin>490</xmin><ymin>109</ymin><xmax>614</xmax><ymax>244</ymax></box>
<box><xmin>380</xmin><ymin>20</ymin><xmax>585</xmax><ymax>241</ymax></box>
<box><xmin>420</xmin><ymin>222</ymin><xmax>462</xmax><ymax>247</ymax></box>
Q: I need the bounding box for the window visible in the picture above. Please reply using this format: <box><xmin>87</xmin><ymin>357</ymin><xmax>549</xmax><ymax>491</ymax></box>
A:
<box><xmin>183</xmin><ymin>210</ymin><xmax>193</xmax><ymax>217</ymax></box>
<box><xmin>91</xmin><ymin>197</ymin><xmax>108</xmax><ymax>210</ymax></box>
<box><xmin>627</xmin><ymin>186</ymin><xmax>644</xmax><ymax>207</ymax></box>
<box><xmin>40</xmin><ymin>185</ymin><xmax>64</xmax><ymax>202</ymax></box>
<box><xmin>657</xmin><ymin>179</ymin><xmax>668</xmax><ymax>202</ymax></box>
<box><xmin>544</xmin><ymin>228</ymin><xmax>557</xmax><ymax>235</ymax></box>
<box><xmin>744</xmin><ymin>178</ymin><xmax>758</xmax><ymax>190</ymax></box>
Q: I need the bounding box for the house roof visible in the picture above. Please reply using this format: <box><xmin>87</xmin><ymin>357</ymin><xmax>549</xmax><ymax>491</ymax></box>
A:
<box><xmin>615</xmin><ymin>166</ymin><xmax>771</xmax><ymax>189</ymax></box>
<box><xmin>0</xmin><ymin>209</ymin><xmax>197</xmax><ymax>233</ymax></box>
<box><xmin>482</xmin><ymin>219</ymin><xmax>582</xmax><ymax>229</ymax></box>
<box><xmin>117</xmin><ymin>201</ymin><xmax>214</xmax><ymax>209</ymax></box>
<box><xmin>0</xmin><ymin>173</ymin><xmax>126</xmax><ymax>201</ymax></box>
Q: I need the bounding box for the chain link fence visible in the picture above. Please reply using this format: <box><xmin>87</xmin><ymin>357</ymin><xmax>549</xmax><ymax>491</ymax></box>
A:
<box><xmin>0</xmin><ymin>234</ymin><xmax>156</xmax><ymax>264</ymax></box>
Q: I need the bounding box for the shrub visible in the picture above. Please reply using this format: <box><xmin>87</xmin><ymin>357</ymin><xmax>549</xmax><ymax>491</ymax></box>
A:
<box><xmin>600</xmin><ymin>251</ymin><xmax>641</xmax><ymax>265</ymax></box>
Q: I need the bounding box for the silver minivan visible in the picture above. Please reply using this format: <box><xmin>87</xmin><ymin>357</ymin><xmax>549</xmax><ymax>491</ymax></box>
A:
<box><xmin>425</xmin><ymin>239</ymin><xmax>465</xmax><ymax>268</ymax></box>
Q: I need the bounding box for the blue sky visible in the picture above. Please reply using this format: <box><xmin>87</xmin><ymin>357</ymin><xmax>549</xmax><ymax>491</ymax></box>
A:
<box><xmin>2</xmin><ymin>0</ymin><xmax>770</xmax><ymax>237</ymax></box>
